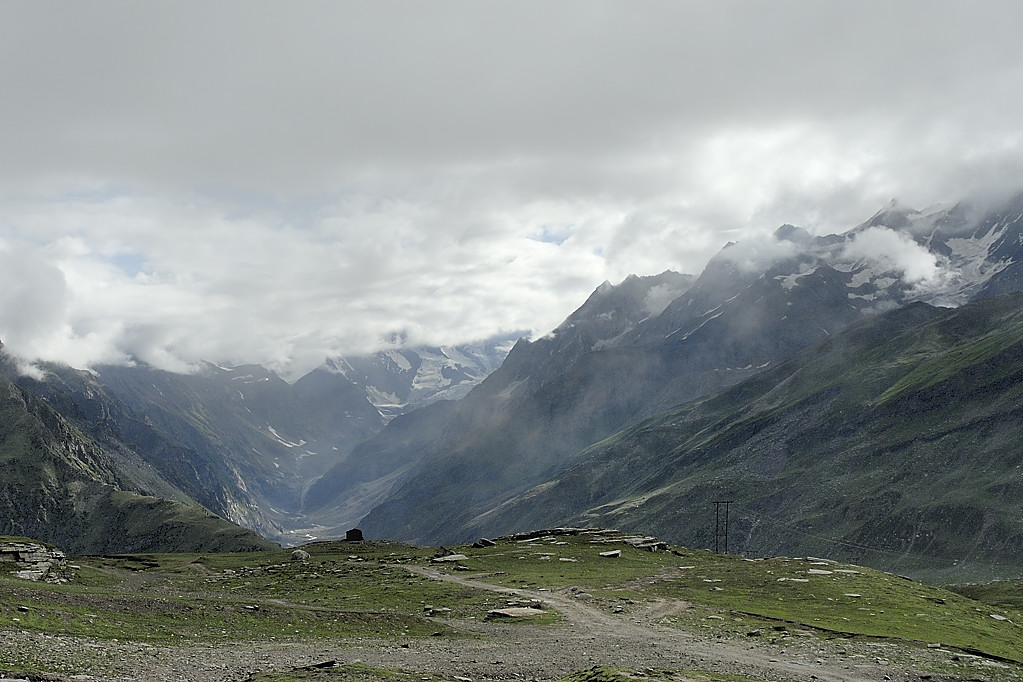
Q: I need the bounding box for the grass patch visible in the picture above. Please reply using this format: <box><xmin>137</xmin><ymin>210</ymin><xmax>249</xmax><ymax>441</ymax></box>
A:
<box><xmin>430</xmin><ymin>531</ymin><xmax>1023</xmax><ymax>663</ymax></box>
<box><xmin>950</xmin><ymin>579</ymin><xmax>1023</xmax><ymax>614</ymax></box>
<box><xmin>635</xmin><ymin>553</ymin><xmax>1022</xmax><ymax>662</ymax></box>
<box><xmin>0</xmin><ymin>541</ymin><xmax>501</xmax><ymax>644</ymax></box>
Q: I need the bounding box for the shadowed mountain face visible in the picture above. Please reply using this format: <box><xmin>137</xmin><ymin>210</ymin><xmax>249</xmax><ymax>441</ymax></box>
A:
<box><xmin>0</xmin><ymin>374</ymin><xmax>275</xmax><ymax>554</ymax></box>
<box><xmin>471</xmin><ymin>294</ymin><xmax>1023</xmax><ymax>581</ymax></box>
<box><xmin>344</xmin><ymin>194</ymin><xmax>1023</xmax><ymax>558</ymax></box>
<box><xmin>0</xmin><ymin>335</ymin><xmax>518</xmax><ymax>547</ymax></box>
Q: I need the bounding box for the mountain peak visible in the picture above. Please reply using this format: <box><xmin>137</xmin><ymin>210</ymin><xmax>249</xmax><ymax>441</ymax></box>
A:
<box><xmin>860</xmin><ymin>198</ymin><xmax>921</xmax><ymax>231</ymax></box>
<box><xmin>774</xmin><ymin>224</ymin><xmax>812</xmax><ymax>244</ymax></box>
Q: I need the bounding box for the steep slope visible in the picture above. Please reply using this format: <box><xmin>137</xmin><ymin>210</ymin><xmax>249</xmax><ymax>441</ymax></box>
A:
<box><xmin>0</xmin><ymin>333</ymin><xmax>517</xmax><ymax>545</ymax></box>
<box><xmin>475</xmin><ymin>294</ymin><xmax>1023</xmax><ymax>581</ymax></box>
<box><xmin>306</xmin><ymin>272</ymin><xmax>699</xmax><ymax>537</ymax></box>
<box><xmin>0</xmin><ymin>375</ymin><xmax>274</xmax><ymax>554</ymax></box>
<box><xmin>89</xmin><ymin>362</ymin><xmax>384</xmax><ymax>541</ymax></box>
<box><xmin>353</xmin><ymin>264</ymin><xmax>866</xmax><ymax>543</ymax></box>
<box><xmin>349</xmin><ymin>193</ymin><xmax>1023</xmax><ymax>546</ymax></box>
<box><xmin>3</xmin><ymin>359</ymin><xmax>275</xmax><ymax>535</ymax></box>
<box><xmin>300</xmin><ymin>399</ymin><xmax>460</xmax><ymax>536</ymax></box>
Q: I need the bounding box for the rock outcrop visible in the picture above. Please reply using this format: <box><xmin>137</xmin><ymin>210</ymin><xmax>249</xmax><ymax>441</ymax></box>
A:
<box><xmin>0</xmin><ymin>539</ymin><xmax>73</xmax><ymax>583</ymax></box>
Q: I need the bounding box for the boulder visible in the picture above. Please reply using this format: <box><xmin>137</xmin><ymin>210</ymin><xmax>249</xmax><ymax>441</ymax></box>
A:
<box><xmin>1</xmin><ymin>540</ymin><xmax>71</xmax><ymax>583</ymax></box>
<box><xmin>432</xmin><ymin>554</ymin><xmax>468</xmax><ymax>563</ymax></box>
<box><xmin>345</xmin><ymin>528</ymin><xmax>364</xmax><ymax>542</ymax></box>
<box><xmin>291</xmin><ymin>549</ymin><xmax>311</xmax><ymax>561</ymax></box>
<box><xmin>485</xmin><ymin>607</ymin><xmax>545</xmax><ymax>619</ymax></box>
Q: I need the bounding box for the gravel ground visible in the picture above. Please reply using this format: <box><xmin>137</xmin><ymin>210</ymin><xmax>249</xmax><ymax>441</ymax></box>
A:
<box><xmin>0</xmin><ymin>565</ymin><xmax>1012</xmax><ymax>682</ymax></box>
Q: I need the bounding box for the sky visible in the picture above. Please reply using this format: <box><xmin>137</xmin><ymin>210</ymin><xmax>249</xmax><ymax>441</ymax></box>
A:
<box><xmin>2</xmin><ymin>1</ymin><xmax>1022</xmax><ymax>379</ymax></box>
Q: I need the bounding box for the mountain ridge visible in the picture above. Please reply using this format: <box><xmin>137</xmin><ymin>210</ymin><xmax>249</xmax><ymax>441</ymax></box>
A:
<box><xmin>5</xmin><ymin>192</ymin><xmax>1023</xmax><ymax>566</ymax></box>
<box><xmin>0</xmin><ymin>373</ymin><xmax>274</xmax><ymax>554</ymax></box>
<box><xmin>351</xmin><ymin>192</ymin><xmax>1023</xmax><ymax>563</ymax></box>
<box><xmin>458</xmin><ymin>293</ymin><xmax>1023</xmax><ymax>581</ymax></box>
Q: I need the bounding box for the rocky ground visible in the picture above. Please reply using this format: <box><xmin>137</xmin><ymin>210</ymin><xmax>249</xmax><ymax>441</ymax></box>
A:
<box><xmin>1</xmin><ymin>564</ymin><xmax>1017</xmax><ymax>682</ymax></box>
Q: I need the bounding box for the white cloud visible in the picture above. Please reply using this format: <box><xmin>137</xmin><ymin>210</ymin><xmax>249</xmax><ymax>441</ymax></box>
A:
<box><xmin>842</xmin><ymin>227</ymin><xmax>940</xmax><ymax>284</ymax></box>
<box><xmin>0</xmin><ymin>1</ymin><xmax>1022</xmax><ymax>377</ymax></box>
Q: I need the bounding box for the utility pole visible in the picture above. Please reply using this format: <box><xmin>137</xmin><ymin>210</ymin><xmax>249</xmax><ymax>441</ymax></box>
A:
<box><xmin>713</xmin><ymin>500</ymin><xmax>734</xmax><ymax>553</ymax></box>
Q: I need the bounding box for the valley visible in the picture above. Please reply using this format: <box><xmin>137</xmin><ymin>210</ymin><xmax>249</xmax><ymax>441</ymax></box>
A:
<box><xmin>4</xmin><ymin>194</ymin><xmax>1023</xmax><ymax>583</ymax></box>
<box><xmin>6</xmin><ymin>10</ymin><xmax>1023</xmax><ymax>682</ymax></box>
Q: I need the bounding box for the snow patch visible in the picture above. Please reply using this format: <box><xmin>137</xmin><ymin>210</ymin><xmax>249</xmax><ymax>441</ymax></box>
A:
<box><xmin>776</xmin><ymin>264</ymin><xmax>819</xmax><ymax>291</ymax></box>
<box><xmin>265</xmin><ymin>425</ymin><xmax>305</xmax><ymax>449</ymax></box>
<box><xmin>667</xmin><ymin>309</ymin><xmax>725</xmax><ymax>341</ymax></box>
<box><xmin>384</xmin><ymin>350</ymin><xmax>413</xmax><ymax>372</ymax></box>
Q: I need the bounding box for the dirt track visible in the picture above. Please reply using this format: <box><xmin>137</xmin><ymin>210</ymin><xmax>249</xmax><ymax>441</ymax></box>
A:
<box><xmin>0</xmin><ymin>564</ymin><xmax>985</xmax><ymax>681</ymax></box>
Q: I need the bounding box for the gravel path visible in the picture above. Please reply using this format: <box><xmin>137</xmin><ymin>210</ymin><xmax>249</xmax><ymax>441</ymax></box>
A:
<box><xmin>0</xmin><ymin>565</ymin><xmax>973</xmax><ymax>682</ymax></box>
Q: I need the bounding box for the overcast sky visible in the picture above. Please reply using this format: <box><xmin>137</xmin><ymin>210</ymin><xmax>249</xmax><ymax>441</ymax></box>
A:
<box><xmin>2</xmin><ymin>1</ymin><xmax>1022</xmax><ymax>378</ymax></box>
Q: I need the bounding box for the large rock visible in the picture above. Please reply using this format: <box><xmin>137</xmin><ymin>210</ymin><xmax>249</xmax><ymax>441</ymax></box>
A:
<box><xmin>432</xmin><ymin>553</ymin><xmax>469</xmax><ymax>563</ymax></box>
<box><xmin>485</xmin><ymin>607</ymin><xmax>545</xmax><ymax>619</ymax></box>
<box><xmin>0</xmin><ymin>540</ymin><xmax>71</xmax><ymax>583</ymax></box>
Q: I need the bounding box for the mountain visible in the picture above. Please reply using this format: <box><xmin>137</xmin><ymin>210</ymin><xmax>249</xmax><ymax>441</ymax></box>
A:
<box><xmin>0</xmin><ymin>333</ymin><xmax>519</xmax><ymax>545</ymax></box>
<box><xmin>469</xmin><ymin>293</ymin><xmax>1023</xmax><ymax>581</ymax></box>
<box><xmin>344</xmin><ymin>193</ymin><xmax>1023</xmax><ymax>550</ymax></box>
<box><xmin>6</xmin><ymin>359</ymin><xmax>276</xmax><ymax>535</ymax></box>
<box><xmin>313</xmin><ymin>335</ymin><xmax>521</xmax><ymax>421</ymax></box>
<box><xmin>73</xmin><ymin>360</ymin><xmax>384</xmax><ymax>543</ymax></box>
<box><xmin>0</xmin><ymin>373</ymin><xmax>274</xmax><ymax>554</ymax></box>
<box><xmin>6</xmin><ymin>192</ymin><xmax>1023</xmax><ymax>559</ymax></box>
<box><xmin>305</xmin><ymin>271</ymin><xmax>702</xmax><ymax>535</ymax></box>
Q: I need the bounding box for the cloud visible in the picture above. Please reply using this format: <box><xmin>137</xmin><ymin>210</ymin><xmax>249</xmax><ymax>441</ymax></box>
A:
<box><xmin>842</xmin><ymin>227</ymin><xmax>940</xmax><ymax>284</ymax></box>
<box><xmin>0</xmin><ymin>1</ymin><xmax>1022</xmax><ymax>377</ymax></box>
<box><xmin>715</xmin><ymin>232</ymin><xmax>803</xmax><ymax>275</ymax></box>
<box><xmin>0</xmin><ymin>241</ymin><xmax>70</xmax><ymax>357</ymax></box>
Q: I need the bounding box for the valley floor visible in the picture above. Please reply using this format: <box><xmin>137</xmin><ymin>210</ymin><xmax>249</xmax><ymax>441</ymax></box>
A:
<box><xmin>3</xmin><ymin>564</ymin><xmax>1016</xmax><ymax>682</ymax></box>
